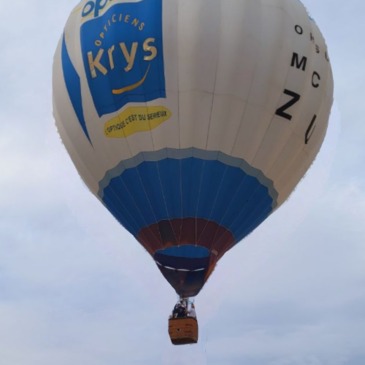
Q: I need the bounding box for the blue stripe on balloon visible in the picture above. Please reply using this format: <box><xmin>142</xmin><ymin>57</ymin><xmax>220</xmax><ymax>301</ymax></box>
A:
<box><xmin>101</xmin><ymin>149</ymin><xmax>276</xmax><ymax>244</ymax></box>
<box><xmin>156</xmin><ymin>245</ymin><xmax>210</xmax><ymax>259</ymax></box>
<box><xmin>61</xmin><ymin>34</ymin><xmax>91</xmax><ymax>143</ymax></box>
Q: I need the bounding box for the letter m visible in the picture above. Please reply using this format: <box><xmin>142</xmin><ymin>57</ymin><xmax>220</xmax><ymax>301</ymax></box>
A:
<box><xmin>291</xmin><ymin>52</ymin><xmax>307</xmax><ymax>71</ymax></box>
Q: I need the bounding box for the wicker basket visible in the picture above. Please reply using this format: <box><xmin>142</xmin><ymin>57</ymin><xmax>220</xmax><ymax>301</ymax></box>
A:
<box><xmin>168</xmin><ymin>317</ymin><xmax>199</xmax><ymax>345</ymax></box>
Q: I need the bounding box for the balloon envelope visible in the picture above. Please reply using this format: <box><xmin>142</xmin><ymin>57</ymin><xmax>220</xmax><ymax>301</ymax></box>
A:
<box><xmin>53</xmin><ymin>0</ymin><xmax>333</xmax><ymax>297</ymax></box>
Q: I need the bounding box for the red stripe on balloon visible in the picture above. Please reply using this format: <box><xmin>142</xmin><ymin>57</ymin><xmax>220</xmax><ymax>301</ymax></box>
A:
<box><xmin>137</xmin><ymin>218</ymin><xmax>235</xmax><ymax>259</ymax></box>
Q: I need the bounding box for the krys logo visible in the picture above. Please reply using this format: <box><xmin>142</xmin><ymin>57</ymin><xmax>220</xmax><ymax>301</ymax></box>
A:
<box><xmin>80</xmin><ymin>0</ymin><xmax>166</xmax><ymax>121</ymax></box>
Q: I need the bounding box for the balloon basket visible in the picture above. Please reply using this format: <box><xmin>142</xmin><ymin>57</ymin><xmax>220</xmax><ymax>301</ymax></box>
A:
<box><xmin>168</xmin><ymin>317</ymin><xmax>198</xmax><ymax>345</ymax></box>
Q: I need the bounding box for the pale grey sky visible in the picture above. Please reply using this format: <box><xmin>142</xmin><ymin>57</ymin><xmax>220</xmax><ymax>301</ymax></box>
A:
<box><xmin>1</xmin><ymin>1</ymin><xmax>364</xmax><ymax>364</ymax></box>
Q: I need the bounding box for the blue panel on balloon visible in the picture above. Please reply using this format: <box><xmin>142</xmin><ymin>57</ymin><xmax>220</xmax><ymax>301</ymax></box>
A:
<box><xmin>61</xmin><ymin>34</ymin><xmax>90</xmax><ymax>142</ymax></box>
<box><xmin>156</xmin><ymin>245</ymin><xmax>210</xmax><ymax>259</ymax></box>
<box><xmin>101</xmin><ymin>152</ymin><xmax>274</xmax><ymax>244</ymax></box>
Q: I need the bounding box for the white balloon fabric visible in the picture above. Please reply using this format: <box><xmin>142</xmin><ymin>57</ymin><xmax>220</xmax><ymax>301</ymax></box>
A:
<box><xmin>53</xmin><ymin>0</ymin><xmax>333</xmax><ymax>297</ymax></box>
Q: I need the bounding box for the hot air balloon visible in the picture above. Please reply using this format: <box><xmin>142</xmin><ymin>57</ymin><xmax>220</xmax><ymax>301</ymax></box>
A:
<box><xmin>53</xmin><ymin>0</ymin><xmax>333</xmax><ymax>345</ymax></box>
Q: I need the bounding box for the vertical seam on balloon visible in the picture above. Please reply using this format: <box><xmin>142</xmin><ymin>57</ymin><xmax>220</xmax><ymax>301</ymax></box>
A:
<box><xmin>208</xmin><ymin>161</ymin><xmax>262</xmax><ymax>245</ymax></box>
<box><xmin>195</xmin><ymin>0</ymin><xmax>222</xmax><ymax>249</ymax></box>
<box><xmin>61</xmin><ymin>33</ymin><xmax>92</xmax><ymax>144</ymax></box>
<box><xmin>100</xmin><ymin>144</ymin><xmax>160</xmax><ymax>241</ymax></box>
<box><xmin>70</xmin><ymin>17</ymin><xmax>159</xmax><ymax>242</ymax></box>
<box><xmin>278</xmin><ymin>63</ymin><xmax>332</xmax><ymax>199</ymax></box>
<box><xmin>145</xmin><ymin>1</ymin><xmax>180</xmax><ymax>246</ymax></box>
<box><xmin>205</xmin><ymin>5</ymin><xmax>225</xmax><ymax>243</ymax></box>
<box><xmin>196</xmin><ymin>1</ymin><xmax>252</xmax><ymax>247</ymax></box>
<box><xmin>242</xmin><ymin>3</ymin><xmax>295</xmax><ymax>196</ymax></box>
<box><xmin>107</xmin><ymin>103</ymin><xmax>163</xmax><ymax>247</ymax></box>
<box><xmin>228</xmin><ymin>4</ymin><xmax>264</xmax><ymax>165</ymax></box>
<box><xmin>218</xmin><ymin>2</ymin><xmax>294</xmax><ymax>240</ymax></box>
<box><xmin>102</xmin><ymin>180</ymin><xmax>141</xmax><ymax>233</ymax></box>
<box><xmin>231</xmin><ymin>189</ymin><xmax>272</xmax><ymax>240</ymax></box>
<box><xmin>88</xmin><ymin>19</ymin><xmax>147</xmax><ymax>237</ymax></box>
<box><xmin>128</xmin><ymin>0</ymin><xmax>175</xmax><ymax>245</ymax></box>
<box><xmin>177</xmin><ymin>0</ymin><xmax>184</xmax><ymax>245</ymax></box>
<box><xmin>135</xmin><ymin>49</ymin><xmax>173</xmax><ymax>247</ymax></box>
<box><xmin>90</xmin><ymin>36</ymin><xmax>162</xmax><ymax>246</ymax></box>
<box><xmin>203</xmin><ymin>5</ymin><xmax>221</xmax><ymax>151</ymax></box>
<box><xmin>208</xmin><ymin>0</ymin><xmax>265</xmax><ymax>246</ymax></box>
<box><xmin>156</xmin><ymin>152</ymin><xmax>179</xmax><ymax>245</ymax></box>
<box><xmin>220</xmin><ymin>4</ymin><xmax>313</xmax><ymax>239</ymax></box>
<box><xmin>196</xmin><ymin>0</ymin><xmax>249</xmax><ymax>246</ymax></box>
<box><xmin>158</xmin><ymin>3</ymin><xmax>180</xmax><ymax>242</ymax></box>
<box><xmin>257</xmin><ymin>12</ymin><xmax>317</xmax><ymax>201</ymax></box>
<box><xmin>193</xmin><ymin>152</ymin><xmax>204</xmax><ymax>246</ymax></box>
<box><xmin>196</xmin><ymin>154</ymin><xmax>230</xmax><ymax>248</ymax></box>
<box><xmin>114</xmin><ymin>0</ymin><xmax>169</xmax><ymax>251</ymax></box>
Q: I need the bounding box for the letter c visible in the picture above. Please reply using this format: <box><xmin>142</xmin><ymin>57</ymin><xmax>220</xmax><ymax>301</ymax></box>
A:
<box><xmin>312</xmin><ymin>71</ymin><xmax>320</xmax><ymax>88</ymax></box>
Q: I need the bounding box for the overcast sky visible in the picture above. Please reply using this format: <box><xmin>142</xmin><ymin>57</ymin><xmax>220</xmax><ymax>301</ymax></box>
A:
<box><xmin>1</xmin><ymin>0</ymin><xmax>364</xmax><ymax>364</ymax></box>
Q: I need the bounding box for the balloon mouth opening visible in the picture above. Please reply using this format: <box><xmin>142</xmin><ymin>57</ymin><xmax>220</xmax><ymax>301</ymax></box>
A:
<box><xmin>154</xmin><ymin>245</ymin><xmax>211</xmax><ymax>272</ymax></box>
<box><xmin>154</xmin><ymin>244</ymin><xmax>210</xmax><ymax>271</ymax></box>
<box><xmin>154</xmin><ymin>245</ymin><xmax>211</xmax><ymax>297</ymax></box>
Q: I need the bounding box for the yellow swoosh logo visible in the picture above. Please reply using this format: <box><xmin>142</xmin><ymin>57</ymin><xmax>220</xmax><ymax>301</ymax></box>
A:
<box><xmin>112</xmin><ymin>65</ymin><xmax>150</xmax><ymax>95</ymax></box>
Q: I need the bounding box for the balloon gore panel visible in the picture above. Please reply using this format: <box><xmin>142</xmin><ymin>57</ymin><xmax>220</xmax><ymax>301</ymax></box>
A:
<box><xmin>100</xmin><ymin>148</ymin><xmax>276</xmax><ymax>296</ymax></box>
